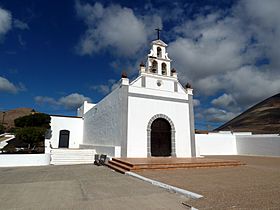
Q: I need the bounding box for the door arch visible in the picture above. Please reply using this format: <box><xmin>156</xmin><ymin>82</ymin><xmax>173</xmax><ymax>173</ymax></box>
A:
<box><xmin>151</xmin><ymin>118</ymin><xmax>171</xmax><ymax>156</ymax></box>
<box><xmin>147</xmin><ymin>114</ymin><xmax>176</xmax><ymax>157</ymax></box>
<box><xmin>58</xmin><ymin>130</ymin><xmax>70</xmax><ymax>148</ymax></box>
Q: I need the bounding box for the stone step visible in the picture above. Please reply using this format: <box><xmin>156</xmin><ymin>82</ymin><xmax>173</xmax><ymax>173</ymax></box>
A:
<box><xmin>108</xmin><ymin>160</ymin><xmax>133</xmax><ymax>171</ymax></box>
<box><xmin>111</xmin><ymin>158</ymin><xmax>134</xmax><ymax>167</ymax></box>
<box><xmin>108</xmin><ymin>158</ymin><xmax>245</xmax><ymax>173</ymax></box>
<box><xmin>50</xmin><ymin>149</ymin><xmax>96</xmax><ymax>165</ymax></box>
<box><xmin>106</xmin><ymin>162</ymin><xmax>128</xmax><ymax>174</ymax></box>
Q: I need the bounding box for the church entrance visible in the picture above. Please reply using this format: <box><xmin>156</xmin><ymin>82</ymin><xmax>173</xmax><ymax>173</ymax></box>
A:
<box><xmin>151</xmin><ymin>118</ymin><xmax>171</xmax><ymax>156</ymax></box>
<box><xmin>58</xmin><ymin>130</ymin><xmax>70</xmax><ymax>148</ymax></box>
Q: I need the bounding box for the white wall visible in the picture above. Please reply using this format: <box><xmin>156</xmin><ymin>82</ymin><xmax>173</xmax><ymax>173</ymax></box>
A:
<box><xmin>50</xmin><ymin>116</ymin><xmax>83</xmax><ymax>148</ymax></box>
<box><xmin>0</xmin><ymin>154</ymin><xmax>50</xmax><ymax>167</ymax></box>
<box><xmin>196</xmin><ymin>133</ymin><xmax>280</xmax><ymax>157</ymax></box>
<box><xmin>83</xmin><ymin>79</ymin><xmax>128</xmax><ymax>156</ymax></box>
<box><xmin>0</xmin><ymin>134</ymin><xmax>15</xmax><ymax>150</ymax></box>
<box><xmin>236</xmin><ymin>135</ymin><xmax>280</xmax><ymax>156</ymax></box>
<box><xmin>195</xmin><ymin>133</ymin><xmax>237</xmax><ymax>156</ymax></box>
<box><xmin>130</xmin><ymin>73</ymin><xmax>186</xmax><ymax>95</ymax></box>
<box><xmin>77</xmin><ymin>101</ymin><xmax>95</xmax><ymax>117</ymax></box>
<box><xmin>127</xmin><ymin>93</ymin><xmax>192</xmax><ymax>158</ymax></box>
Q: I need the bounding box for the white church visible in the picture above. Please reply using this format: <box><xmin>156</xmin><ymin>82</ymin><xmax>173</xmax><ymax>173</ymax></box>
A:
<box><xmin>49</xmin><ymin>38</ymin><xmax>196</xmax><ymax>158</ymax></box>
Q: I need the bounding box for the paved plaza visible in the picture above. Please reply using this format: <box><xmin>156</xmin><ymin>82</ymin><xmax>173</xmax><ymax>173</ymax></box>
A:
<box><xmin>1</xmin><ymin>155</ymin><xmax>279</xmax><ymax>209</ymax></box>
<box><xmin>138</xmin><ymin>155</ymin><xmax>280</xmax><ymax>209</ymax></box>
<box><xmin>0</xmin><ymin>164</ymin><xmax>187</xmax><ymax>210</ymax></box>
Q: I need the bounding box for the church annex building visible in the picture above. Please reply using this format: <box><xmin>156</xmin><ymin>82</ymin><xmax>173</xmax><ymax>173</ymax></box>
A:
<box><xmin>48</xmin><ymin>38</ymin><xmax>196</xmax><ymax>158</ymax></box>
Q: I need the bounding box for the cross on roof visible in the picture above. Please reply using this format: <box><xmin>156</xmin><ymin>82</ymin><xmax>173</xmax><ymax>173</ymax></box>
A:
<box><xmin>155</xmin><ymin>28</ymin><xmax>162</xmax><ymax>40</ymax></box>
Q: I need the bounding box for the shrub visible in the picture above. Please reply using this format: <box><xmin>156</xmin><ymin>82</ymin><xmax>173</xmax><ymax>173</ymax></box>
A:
<box><xmin>14</xmin><ymin>113</ymin><xmax>50</xmax><ymax>128</ymax></box>
<box><xmin>15</xmin><ymin>127</ymin><xmax>46</xmax><ymax>150</ymax></box>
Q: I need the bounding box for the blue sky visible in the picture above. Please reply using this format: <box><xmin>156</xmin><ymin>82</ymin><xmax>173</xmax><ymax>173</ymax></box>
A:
<box><xmin>1</xmin><ymin>0</ymin><xmax>280</xmax><ymax>130</ymax></box>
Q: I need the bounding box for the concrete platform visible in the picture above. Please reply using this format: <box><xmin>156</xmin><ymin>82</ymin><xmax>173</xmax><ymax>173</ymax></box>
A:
<box><xmin>106</xmin><ymin>157</ymin><xmax>244</xmax><ymax>173</ymax></box>
<box><xmin>0</xmin><ymin>164</ymin><xmax>187</xmax><ymax>210</ymax></box>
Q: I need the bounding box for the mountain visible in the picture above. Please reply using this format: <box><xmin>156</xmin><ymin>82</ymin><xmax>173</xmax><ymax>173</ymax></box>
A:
<box><xmin>0</xmin><ymin>108</ymin><xmax>34</xmax><ymax>131</ymax></box>
<box><xmin>215</xmin><ymin>93</ymin><xmax>280</xmax><ymax>134</ymax></box>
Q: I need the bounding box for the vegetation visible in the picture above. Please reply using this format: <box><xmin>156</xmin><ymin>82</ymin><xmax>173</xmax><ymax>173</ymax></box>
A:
<box><xmin>2</xmin><ymin>112</ymin><xmax>51</xmax><ymax>154</ymax></box>
<box><xmin>14</xmin><ymin>113</ymin><xmax>50</xmax><ymax>129</ymax></box>
<box><xmin>15</xmin><ymin>127</ymin><xmax>46</xmax><ymax>150</ymax></box>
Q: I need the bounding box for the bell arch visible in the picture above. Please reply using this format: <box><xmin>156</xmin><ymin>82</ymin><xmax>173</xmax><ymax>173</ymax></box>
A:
<box><xmin>151</xmin><ymin>60</ymin><xmax>158</xmax><ymax>73</ymax></box>
<box><xmin>161</xmin><ymin>63</ymin><xmax>167</xmax><ymax>75</ymax></box>
<box><xmin>157</xmin><ymin>47</ymin><xmax>162</xmax><ymax>58</ymax></box>
<box><xmin>147</xmin><ymin>114</ymin><xmax>176</xmax><ymax>157</ymax></box>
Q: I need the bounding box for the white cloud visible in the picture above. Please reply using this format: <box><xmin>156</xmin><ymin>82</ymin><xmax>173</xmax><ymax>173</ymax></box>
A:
<box><xmin>75</xmin><ymin>1</ymin><xmax>162</xmax><ymax>57</ymax></box>
<box><xmin>211</xmin><ymin>93</ymin><xmax>236</xmax><ymax>108</ymax></box>
<box><xmin>90</xmin><ymin>79</ymin><xmax>118</xmax><ymax>95</ymax></box>
<box><xmin>35</xmin><ymin>96</ymin><xmax>58</xmax><ymax>106</ymax></box>
<box><xmin>193</xmin><ymin>99</ymin><xmax>200</xmax><ymax>107</ymax></box>
<box><xmin>0</xmin><ymin>7</ymin><xmax>12</xmax><ymax>39</ymax></box>
<box><xmin>168</xmin><ymin>0</ymin><xmax>280</xmax><ymax>112</ymax></box>
<box><xmin>35</xmin><ymin>93</ymin><xmax>92</xmax><ymax>110</ymax></box>
<box><xmin>13</xmin><ymin>19</ymin><xmax>29</xmax><ymax>30</ymax></box>
<box><xmin>204</xmin><ymin>107</ymin><xmax>237</xmax><ymax>123</ymax></box>
<box><xmin>0</xmin><ymin>76</ymin><xmax>23</xmax><ymax>93</ymax></box>
<box><xmin>59</xmin><ymin>93</ymin><xmax>92</xmax><ymax>110</ymax></box>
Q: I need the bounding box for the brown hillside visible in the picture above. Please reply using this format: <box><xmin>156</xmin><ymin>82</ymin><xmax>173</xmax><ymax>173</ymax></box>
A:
<box><xmin>215</xmin><ymin>93</ymin><xmax>280</xmax><ymax>134</ymax></box>
<box><xmin>0</xmin><ymin>108</ymin><xmax>33</xmax><ymax>130</ymax></box>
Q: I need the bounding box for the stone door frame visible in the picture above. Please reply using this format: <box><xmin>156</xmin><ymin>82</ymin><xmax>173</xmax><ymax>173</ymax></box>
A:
<box><xmin>147</xmin><ymin>114</ymin><xmax>176</xmax><ymax>157</ymax></box>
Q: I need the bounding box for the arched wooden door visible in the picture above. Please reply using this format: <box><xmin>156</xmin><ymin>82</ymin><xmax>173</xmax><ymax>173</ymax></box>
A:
<box><xmin>58</xmin><ymin>130</ymin><xmax>70</xmax><ymax>148</ymax></box>
<box><xmin>151</xmin><ymin>118</ymin><xmax>171</xmax><ymax>156</ymax></box>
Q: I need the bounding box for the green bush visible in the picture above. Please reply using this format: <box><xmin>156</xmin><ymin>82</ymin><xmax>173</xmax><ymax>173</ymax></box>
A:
<box><xmin>15</xmin><ymin>127</ymin><xmax>47</xmax><ymax>150</ymax></box>
<box><xmin>14</xmin><ymin>113</ymin><xmax>50</xmax><ymax>128</ymax></box>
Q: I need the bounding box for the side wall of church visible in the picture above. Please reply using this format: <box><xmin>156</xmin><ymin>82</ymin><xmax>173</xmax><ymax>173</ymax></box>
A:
<box><xmin>83</xmin><ymin>82</ymin><xmax>128</xmax><ymax>157</ymax></box>
<box><xmin>126</xmin><ymin>87</ymin><xmax>192</xmax><ymax>157</ymax></box>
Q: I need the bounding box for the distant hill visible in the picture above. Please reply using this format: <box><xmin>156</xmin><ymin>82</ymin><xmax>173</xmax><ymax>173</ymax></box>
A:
<box><xmin>215</xmin><ymin>93</ymin><xmax>280</xmax><ymax>134</ymax></box>
<box><xmin>0</xmin><ymin>108</ymin><xmax>34</xmax><ymax>130</ymax></box>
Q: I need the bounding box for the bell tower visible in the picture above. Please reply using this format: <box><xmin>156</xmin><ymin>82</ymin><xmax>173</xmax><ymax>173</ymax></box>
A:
<box><xmin>137</xmin><ymin>29</ymin><xmax>179</xmax><ymax>92</ymax></box>
<box><xmin>138</xmin><ymin>29</ymin><xmax>177</xmax><ymax>78</ymax></box>
<box><xmin>145</xmin><ymin>30</ymin><xmax>173</xmax><ymax>77</ymax></box>
<box><xmin>146</xmin><ymin>39</ymin><xmax>173</xmax><ymax>76</ymax></box>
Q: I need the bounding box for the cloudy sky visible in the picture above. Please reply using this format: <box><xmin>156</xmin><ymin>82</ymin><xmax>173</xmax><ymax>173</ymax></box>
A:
<box><xmin>1</xmin><ymin>0</ymin><xmax>280</xmax><ymax>130</ymax></box>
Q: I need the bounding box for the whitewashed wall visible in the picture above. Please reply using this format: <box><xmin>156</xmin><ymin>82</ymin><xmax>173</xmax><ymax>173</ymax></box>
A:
<box><xmin>0</xmin><ymin>154</ymin><xmax>50</xmax><ymax>167</ymax></box>
<box><xmin>127</xmin><ymin>84</ymin><xmax>192</xmax><ymax>158</ymax></box>
<box><xmin>77</xmin><ymin>101</ymin><xmax>95</xmax><ymax>117</ymax></box>
<box><xmin>196</xmin><ymin>133</ymin><xmax>237</xmax><ymax>156</ymax></box>
<box><xmin>196</xmin><ymin>133</ymin><xmax>280</xmax><ymax>157</ymax></box>
<box><xmin>236</xmin><ymin>135</ymin><xmax>280</xmax><ymax>156</ymax></box>
<box><xmin>131</xmin><ymin>73</ymin><xmax>186</xmax><ymax>94</ymax></box>
<box><xmin>83</xmin><ymin>79</ymin><xmax>128</xmax><ymax>157</ymax></box>
<box><xmin>50</xmin><ymin>116</ymin><xmax>83</xmax><ymax>148</ymax></box>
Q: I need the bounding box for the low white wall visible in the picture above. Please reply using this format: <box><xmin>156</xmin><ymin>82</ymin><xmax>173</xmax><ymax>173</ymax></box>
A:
<box><xmin>80</xmin><ymin>144</ymin><xmax>121</xmax><ymax>158</ymax></box>
<box><xmin>196</xmin><ymin>133</ymin><xmax>280</xmax><ymax>157</ymax></box>
<box><xmin>236</xmin><ymin>135</ymin><xmax>280</xmax><ymax>156</ymax></box>
<box><xmin>0</xmin><ymin>154</ymin><xmax>50</xmax><ymax>167</ymax></box>
<box><xmin>196</xmin><ymin>133</ymin><xmax>237</xmax><ymax>156</ymax></box>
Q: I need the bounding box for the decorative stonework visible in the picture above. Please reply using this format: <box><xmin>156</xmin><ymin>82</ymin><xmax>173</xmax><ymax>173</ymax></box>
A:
<box><xmin>147</xmin><ymin>114</ymin><xmax>176</xmax><ymax>157</ymax></box>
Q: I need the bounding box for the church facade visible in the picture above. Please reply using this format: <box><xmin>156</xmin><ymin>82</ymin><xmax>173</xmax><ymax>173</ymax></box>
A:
<box><xmin>49</xmin><ymin>39</ymin><xmax>196</xmax><ymax>158</ymax></box>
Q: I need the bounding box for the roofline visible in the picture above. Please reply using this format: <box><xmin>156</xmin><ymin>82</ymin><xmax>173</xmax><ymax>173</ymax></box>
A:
<box><xmin>51</xmin><ymin>114</ymin><xmax>82</xmax><ymax>119</ymax></box>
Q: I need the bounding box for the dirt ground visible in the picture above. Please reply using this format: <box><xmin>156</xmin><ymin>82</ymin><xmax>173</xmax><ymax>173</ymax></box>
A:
<box><xmin>137</xmin><ymin>155</ymin><xmax>280</xmax><ymax>209</ymax></box>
